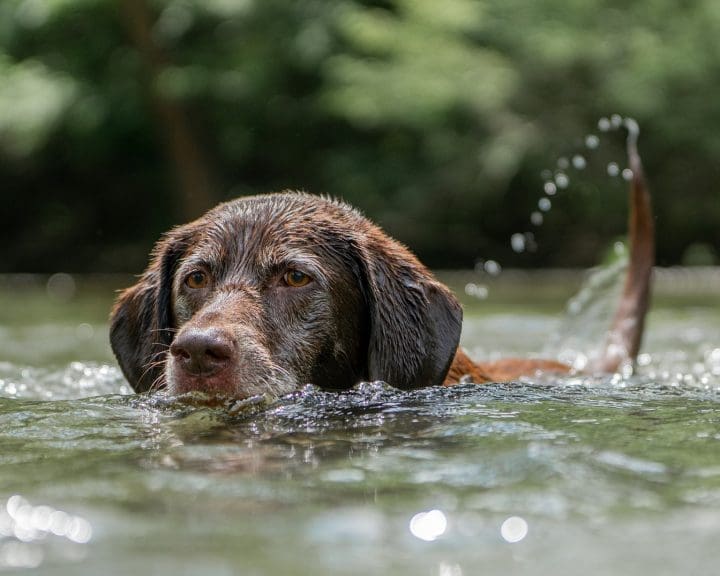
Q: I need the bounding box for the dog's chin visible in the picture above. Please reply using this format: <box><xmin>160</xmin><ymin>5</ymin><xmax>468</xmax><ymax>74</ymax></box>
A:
<box><xmin>166</xmin><ymin>364</ymin><xmax>298</xmax><ymax>400</ymax></box>
<box><xmin>168</xmin><ymin>371</ymin><xmax>239</xmax><ymax>398</ymax></box>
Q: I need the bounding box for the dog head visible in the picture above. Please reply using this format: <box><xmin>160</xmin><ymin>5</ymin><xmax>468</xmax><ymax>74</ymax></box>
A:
<box><xmin>110</xmin><ymin>192</ymin><xmax>462</xmax><ymax>398</ymax></box>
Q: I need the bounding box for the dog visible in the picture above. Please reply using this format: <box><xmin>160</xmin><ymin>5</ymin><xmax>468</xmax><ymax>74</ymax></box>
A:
<box><xmin>110</xmin><ymin>133</ymin><xmax>653</xmax><ymax>399</ymax></box>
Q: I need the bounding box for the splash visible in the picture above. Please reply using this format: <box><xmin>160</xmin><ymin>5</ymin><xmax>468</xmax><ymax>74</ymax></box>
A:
<box><xmin>521</xmin><ymin>114</ymin><xmax>637</xmax><ymax>248</ymax></box>
<box><xmin>0</xmin><ymin>361</ymin><xmax>129</xmax><ymax>400</ymax></box>
<box><xmin>543</xmin><ymin>255</ymin><xmax>628</xmax><ymax>371</ymax></box>
<box><xmin>466</xmin><ymin>115</ymin><xmax>641</xmax><ymax>307</ymax></box>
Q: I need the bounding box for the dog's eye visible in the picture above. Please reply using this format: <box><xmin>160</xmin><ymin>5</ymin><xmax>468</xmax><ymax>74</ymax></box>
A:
<box><xmin>284</xmin><ymin>270</ymin><xmax>312</xmax><ymax>288</ymax></box>
<box><xmin>185</xmin><ymin>270</ymin><xmax>209</xmax><ymax>289</ymax></box>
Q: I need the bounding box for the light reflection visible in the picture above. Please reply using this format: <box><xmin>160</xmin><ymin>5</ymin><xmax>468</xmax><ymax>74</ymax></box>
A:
<box><xmin>511</xmin><ymin>233</ymin><xmax>526</xmax><ymax>253</ymax></box>
<box><xmin>585</xmin><ymin>134</ymin><xmax>600</xmax><ymax>149</ymax></box>
<box><xmin>438</xmin><ymin>562</ymin><xmax>463</xmax><ymax>576</ymax></box>
<box><xmin>0</xmin><ymin>541</ymin><xmax>44</xmax><ymax>570</ymax></box>
<box><xmin>706</xmin><ymin>348</ymin><xmax>720</xmax><ymax>375</ymax></box>
<box><xmin>464</xmin><ymin>283</ymin><xmax>489</xmax><ymax>300</ymax></box>
<box><xmin>46</xmin><ymin>273</ymin><xmax>76</xmax><ymax>302</ymax></box>
<box><xmin>409</xmin><ymin>509</ymin><xmax>447</xmax><ymax>542</ymax></box>
<box><xmin>554</xmin><ymin>172</ymin><xmax>569</xmax><ymax>189</ymax></box>
<box><xmin>483</xmin><ymin>260</ymin><xmax>502</xmax><ymax>276</ymax></box>
<box><xmin>607</xmin><ymin>162</ymin><xmax>620</xmax><ymax>177</ymax></box>
<box><xmin>75</xmin><ymin>323</ymin><xmax>94</xmax><ymax>341</ymax></box>
<box><xmin>500</xmin><ymin>516</ymin><xmax>528</xmax><ymax>543</ymax></box>
<box><xmin>530</xmin><ymin>211</ymin><xmax>543</xmax><ymax>226</ymax></box>
<box><xmin>572</xmin><ymin>154</ymin><xmax>587</xmax><ymax>169</ymax></box>
<box><xmin>2</xmin><ymin>495</ymin><xmax>93</xmax><ymax>557</ymax></box>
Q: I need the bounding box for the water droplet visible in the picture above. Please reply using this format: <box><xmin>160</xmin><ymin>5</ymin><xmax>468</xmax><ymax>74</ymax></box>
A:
<box><xmin>607</xmin><ymin>162</ymin><xmax>620</xmax><ymax>177</ymax></box>
<box><xmin>585</xmin><ymin>134</ymin><xmax>600</xmax><ymax>149</ymax></box>
<box><xmin>611</xmin><ymin>113</ymin><xmax>623</xmax><ymax>128</ymax></box>
<box><xmin>511</xmin><ymin>233</ymin><xmax>526</xmax><ymax>253</ymax></box>
<box><xmin>484</xmin><ymin>260</ymin><xmax>502</xmax><ymax>276</ymax></box>
<box><xmin>623</xmin><ymin>116</ymin><xmax>640</xmax><ymax>135</ymax></box>
<box><xmin>46</xmin><ymin>273</ymin><xmax>76</xmax><ymax>302</ymax></box>
<box><xmin>538</xmin><ymin>197</ymin><xmax>552</xmax><ymax>212</ymax></box>
<box><xmin>543</xmin><ymin>181</ymin><xmax>557</xmax><ymax>195</ymax></box>
<box><xmin>572</xmin><ymin>154</ymin><xmax>586</xmax><ymax>170</ymax></box>
<box><xmin>409</xmin><ymin>510</ymin><xmax>447</xmax><ymax>542</ymax></box>
<box><xmin>557</xmin><ymin>157</ymin><xmax>569</xmax><ymax>170</ymax></box>
<box><xmin>622</xmin><ymin>168</ymin><xmax>633</xmax><ymax>181</ymax></box>
<box><xmin>555</xmin><ymin>172</ymin><xmax>569</xmax><ymax>189</ymax></box>
<box><xmin>598</xmin><ymin>117</ymin><xmax>611</xmax><ymax>132</ymax></box>
<box><xmin>66</xmin><ymin>516</ymin><xmax>93</xmax><ymax>544</ymax></box>
<box><xmin>75</xmin><ymin>323</ymin><xmax>94</xmax><ymax>341</ymax></box>
<box><xmin>706</xmin><ymin>348</ymin><xmax>720</xmax><ymax>375</ymax></box>
<box><xmin>524</xmin><ymin>232</ymin><xmax>537</xmax><ymax>252</ymax></box>
<box><xmin>501</xmin><ymin>516</ymin><xmax>529</xmax><ymax>543</ymax></box>
<box><xmin>7</xmin><ymin>495</ymin><xmax>29</xmax><ymax>517</ymax></box>
<box><xmin>464</xmin><ymin>283</ymin><xmax>489</xmax><ymax>299</ymax></box>
<box><xmin>540</xmin><ymin>169</ymin><xmax>553</xmax><ymax>180</ymax></box>
<box><xmin>29</xmin><ymin>506</ymin><xmax>53</xmax><ymax>532</ymax></box>
<box><xmin>48</xmin><ymin>511</ymin><xmax>70</xmax><ymax>536</ymax></box>
<box><xmin>530</xmin><ymin>211</ymin><xmax>543</xmax><ymax>226</ymax></box>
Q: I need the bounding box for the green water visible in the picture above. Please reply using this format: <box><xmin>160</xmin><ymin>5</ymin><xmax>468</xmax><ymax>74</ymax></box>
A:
<box><xmin>1</xmin><ymin>271</ymin><xmax>719</xmax><ymax>575</ymax></box>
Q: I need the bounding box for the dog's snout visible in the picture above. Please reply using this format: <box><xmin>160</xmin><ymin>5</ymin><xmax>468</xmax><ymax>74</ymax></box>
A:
<box><xmin>170</xmin><ymin>328</ymin><xmax>235</xmax><ymax>376</ymax></box>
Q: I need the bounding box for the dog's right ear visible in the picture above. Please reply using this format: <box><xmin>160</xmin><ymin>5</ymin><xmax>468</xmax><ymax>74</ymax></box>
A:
<box><xmin>109</xmin><ymin>225</ymin><xmax>196</xmax><ymax>392</ymax></box>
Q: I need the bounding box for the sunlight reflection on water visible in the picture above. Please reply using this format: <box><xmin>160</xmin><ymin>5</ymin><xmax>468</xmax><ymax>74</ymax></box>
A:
<box><xmin>0</xmin><ymin>362</ymin><xmax>129</xmax><ymax>400</ymax></box>
<box><xmin>0</xmin><ymin>495</ymin><xmax>92</xmax><ymax>570</ymax></box>
<box><xmin>500</xmin><ymin>516</ymin><xmax>529</xmax><ymax>543</ymax></box>
<box><xmin>409</xmin><ymin>509</ymin><xmax>447</xmax><ymax>542</ymax></box>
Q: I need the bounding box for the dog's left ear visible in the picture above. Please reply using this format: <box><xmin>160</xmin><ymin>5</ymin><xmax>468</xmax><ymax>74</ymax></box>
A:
<box><xmin>110</xmin><ymin>224</ymin><xmax>196</xmax><ymax>392</ymax></box>
<box><xmin>355</xmin><ymin>232</ymin><xmax>463</xmax><ymax>389</ymax></box>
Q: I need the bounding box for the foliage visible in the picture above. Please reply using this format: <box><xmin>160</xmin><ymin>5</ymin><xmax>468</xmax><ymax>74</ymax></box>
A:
<box><xmin>1</xmin><ymin>0</ymin><xmax>718</xmax><ymax>272</ymax></box>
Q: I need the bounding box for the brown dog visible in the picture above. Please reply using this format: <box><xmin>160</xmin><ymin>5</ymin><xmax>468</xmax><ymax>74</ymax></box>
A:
<box><xmin>110</xmin><ymin>132</ymin><xmax>653</xmax><ymax>398</ymax></box>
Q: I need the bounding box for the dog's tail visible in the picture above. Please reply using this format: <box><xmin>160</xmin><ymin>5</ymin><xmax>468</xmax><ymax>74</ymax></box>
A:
<box><xmin>594</xmin><ymin>119</ymin><xmax>654</xmax><ymax>373</ymax></box>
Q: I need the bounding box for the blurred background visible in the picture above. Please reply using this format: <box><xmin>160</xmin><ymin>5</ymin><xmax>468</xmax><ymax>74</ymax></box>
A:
<box><xmin>1</xmin><ymin>0</ymin><xmax>718</xmax><ymax>274</ymax></box>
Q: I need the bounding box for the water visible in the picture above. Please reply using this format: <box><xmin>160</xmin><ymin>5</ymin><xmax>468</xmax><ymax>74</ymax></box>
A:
<box><xmin>505</xmin><ymin>115</ymin><xmax>636</xmax><ymax>264</ymax></box>
<box><xmin>1</xmin><ymin>272</ymin><xmax>720</xmax><ymax>575</ymax></box>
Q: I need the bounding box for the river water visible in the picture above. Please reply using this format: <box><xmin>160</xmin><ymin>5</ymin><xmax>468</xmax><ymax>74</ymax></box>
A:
<box><xmin>0</xmin><ymin>270</ymin><xmax>719</xmax><ymax>575</ymax></box>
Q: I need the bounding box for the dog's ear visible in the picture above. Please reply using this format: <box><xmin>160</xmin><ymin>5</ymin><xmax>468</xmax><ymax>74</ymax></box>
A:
<box><xmin>109</xmin><ymin>225</ymin><xmax>195</xmax><ymax>392</ymax></box>
<box><xmin>355</xmin><ymin>232</ymin><xmax>463</xmax><ymax>389</ymax></box>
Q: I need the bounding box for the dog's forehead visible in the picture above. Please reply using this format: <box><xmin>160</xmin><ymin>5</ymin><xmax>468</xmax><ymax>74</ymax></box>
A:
<box><xmin>195</xmin><ymin>193</ymin><xmax>365</xmax><ymax>265</ymax></box>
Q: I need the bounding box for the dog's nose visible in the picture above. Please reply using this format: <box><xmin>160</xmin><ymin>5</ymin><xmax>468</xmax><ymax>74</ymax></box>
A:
<box><xmin>170</xmin><ymin>328</ymin><xmax>235</xmax><ymax>376</ymax></box>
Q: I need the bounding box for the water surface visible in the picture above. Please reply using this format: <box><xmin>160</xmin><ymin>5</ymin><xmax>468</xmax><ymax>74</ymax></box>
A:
<box><xmin>1</xmin><ymin>271</ymin><xmax>719</xmax><ymax>575</ymax></box>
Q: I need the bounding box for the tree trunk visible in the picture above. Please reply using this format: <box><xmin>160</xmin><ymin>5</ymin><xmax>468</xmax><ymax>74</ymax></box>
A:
<box><xmin>119</xmin><ymin>0</ymin><xmax>217</xmax><ymax>221</ymax></box>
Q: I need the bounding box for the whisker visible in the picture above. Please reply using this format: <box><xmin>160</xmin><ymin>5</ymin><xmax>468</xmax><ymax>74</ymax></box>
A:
<box><xmin>148</xmin><ymin>341</ymin><xmax>171</xmax><ymax>349</ymax></box>
<box><xmin>137</xmin><ymin>352</ymin><xmax>169</xmax><ymax>389</ymax></box>
<box><xmin>148</xmin><ymin>371</ymin><xmax>167</xmax><ymax>393</ymax></box>
<box><xmin>150</xmin><ymin>327</ymin><xmax>178</xmax><ymax>335</ymax></box>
